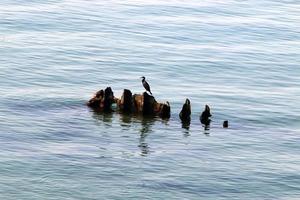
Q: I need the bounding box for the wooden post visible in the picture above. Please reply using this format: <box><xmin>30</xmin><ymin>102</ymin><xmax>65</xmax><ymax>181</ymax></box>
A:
<box><xmin>200</xmin><ymin>105</ymin><xmax>212</xmax><ymax>126</ymax></box>
<box><xmin>103</xmin><ymin>87</ymin><xmax>114</xmax><ymax>112</ymax></box>
<box><xmin>179</xmin><ymin>99</ymin><xmax>191</xmax><ymax>123</ymax></box>
<box><xmin>120</xmin><ymin>89</ymin><xmax>133</xmax><ymax>113</ymax></box>
<box><xmin>143</xmin><ymin>92</ymin><xmax>155</xmax><ymax>115</ymax></box>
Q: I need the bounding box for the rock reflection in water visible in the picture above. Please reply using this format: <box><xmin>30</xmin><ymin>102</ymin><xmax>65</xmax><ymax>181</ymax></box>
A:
<box><xmin>91</xmin><ymin>109</ymin><xmax>158</xmax><ymax>156</ymax></box>
<box><xmin>181</xmin><ymin>121</ymin><xmax>190</xmax><ymax>136</ymax></box>
<box><xmin>91</xmin><ymin>109</ymin><xmax>113</xmax><ymax>127</ymax></box>
<box><xmin>119</xmin><ymin>113</ymin><xmax>132</xmax><ymax>129</ymax></box>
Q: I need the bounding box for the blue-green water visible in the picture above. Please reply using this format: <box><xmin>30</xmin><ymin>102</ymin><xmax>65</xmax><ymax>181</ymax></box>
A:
<box><xmin>1</xmin><ymin>0</ymin><xmax>300</xmax><ymax>199</ymax></box>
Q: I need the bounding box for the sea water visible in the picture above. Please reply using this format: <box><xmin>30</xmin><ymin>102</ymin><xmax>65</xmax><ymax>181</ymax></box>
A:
<box><xmin>0</xmin><ymin>0</ymin><xmax>300</xmax><ymax>199</ymax></box>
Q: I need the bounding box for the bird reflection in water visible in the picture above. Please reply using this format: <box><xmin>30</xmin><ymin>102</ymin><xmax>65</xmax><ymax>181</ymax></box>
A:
<box><xmin>138</xmin><ymin>116</ymin><xmax>155</xmax><ymax>156</ymax></box>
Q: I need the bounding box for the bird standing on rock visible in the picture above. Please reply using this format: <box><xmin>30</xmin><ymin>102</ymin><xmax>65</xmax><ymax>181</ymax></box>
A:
<box><xmin>141</xmin><ymin>76</ymin><xmax>152</xmax><ymax>95</ymax></box>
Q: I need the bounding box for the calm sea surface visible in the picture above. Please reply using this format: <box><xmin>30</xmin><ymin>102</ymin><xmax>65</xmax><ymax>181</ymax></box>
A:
<box><xmin>0</xmin><ymin>0</ymin><xmax>300</xmax><ymax>199</ymax></box>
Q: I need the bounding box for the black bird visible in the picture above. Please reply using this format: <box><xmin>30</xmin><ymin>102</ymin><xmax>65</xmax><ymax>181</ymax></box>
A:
<box><xmin>141</xmin><ymin>76</ymin><xmax>152</xmax><ymax>95</ymax></box>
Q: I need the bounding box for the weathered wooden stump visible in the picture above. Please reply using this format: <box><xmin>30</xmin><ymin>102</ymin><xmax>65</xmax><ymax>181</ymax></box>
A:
<box><xmin>103</xmin><ymin>87</ymin><xmax>114</xmax><ymax>111</ymax></box>
<box><xmin>131</xmin><ymin>92</ymin><xmax>170</xmax><ymax>118</ymax></box>
<box><xmin>90</xmin><ymin>88</ymin><xmax>170</xmax><ymax>118</ymax></box>
<box><xmin>200</xmin><ymin>105</ymin><xmax>212</xmax><ymax>126</ymax></box>
<box><xmin>143</xmin><ymin>92</ymin><xmax>155</xmax><ymax>115</ymax></box>
<box><xmin>87</xmin><ymin>89</ymin><xmax>104</xmax><ymax>109</ymax></box>
<box><xmin>223</xmin><ymin>120</ymin><xmax>229</xmax><ymax>128</ymax></box>
<box><xmin>117</xmin><ymin>89</ymin><xmax>133</xmax><ymax>113</ymax></box>
<box><xmin>87</xmin><ymin>87</ymin><xmax>115</xmax><ymax>112</ymax></box>
<box><xmin>132</xmin><ymin>93</ymin><xmax>143</xmax><ymax>113</ymax></box>
<box><xmin>179</xmin><ymin>98</ymin><xmax>191</xmax><ymax>123</ymax></box>
<box><xmin>158</xmin><ymin>101</ymin><xmax>171</xmax><ymax>119</ymax></box>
